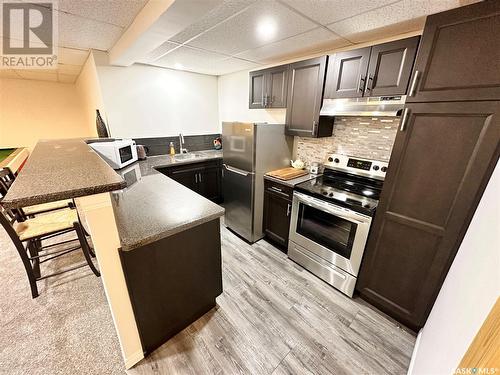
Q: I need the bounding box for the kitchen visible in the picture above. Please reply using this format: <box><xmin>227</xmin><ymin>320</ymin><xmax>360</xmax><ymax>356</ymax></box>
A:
<box><xmin>0</xmin><ymin>1</ymin><xmax>499</xmax><ymax>374</ymax></box>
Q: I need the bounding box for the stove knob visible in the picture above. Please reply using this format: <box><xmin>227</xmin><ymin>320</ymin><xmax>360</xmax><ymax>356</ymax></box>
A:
<box><xmin>373</xmin><ymin>165</ymin><xmax>379</xmax><ymax>171</ymax></box>
<box><xmin>328</xmin><ymin>192</ymin><xmax>333</xmax><ymax>197</ymax></box>
<box><xmin>322</xmin><ymin>191</ymin><xmax>327</xmax><ymax>195</ymax></box>
<box><xmin>328</xmin><ymin>157</ymin><xmax>333</xmax><ymax>162</ymax></box>
<box><xmin>381</xmin><ymin>166</ymin><xmax>388</xmax><ymax>172</ymax></box>
<box><xmin>334</xmin><ymin>158</ymin><xmax>340</xmax><ymax>163</ymax></box>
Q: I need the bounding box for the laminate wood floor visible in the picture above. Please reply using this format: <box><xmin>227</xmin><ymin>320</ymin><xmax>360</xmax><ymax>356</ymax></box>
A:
<box><xmin>130</xmin><ymin>225</ymin><xmax>416</xmax><ymax>375</ymax></box>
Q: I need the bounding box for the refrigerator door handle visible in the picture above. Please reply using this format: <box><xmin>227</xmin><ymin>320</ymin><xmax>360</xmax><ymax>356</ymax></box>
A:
<box><xmin>223</xmin><ymin>164</ymin><xmax>252</xmax><ymax>176</ymax></box>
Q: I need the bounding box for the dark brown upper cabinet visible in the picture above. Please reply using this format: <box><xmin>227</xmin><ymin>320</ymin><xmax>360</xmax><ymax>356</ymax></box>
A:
<box><xmin>357</xmin><ymin>100</ymin><xmax>500</xmax><ymax>332</ymax></box>
<box><xmin>365</xmin><ymin>37</ymin><xmax>420</xmax><ymax>97</ymax></box>
<box><xmin>285</xmin><ymin>56</ymin><xmax>333</xmax><ymax>138</ymax></box>
<box><xmin>324</xmin><ymin>47</ymin><xmax>370</xmax><ymax>98</ymax></box>
<box><xmin>249</xmin><ymin>65</ymin><xmax>288</xmax><ymax>109</ymax></box>
<box><xmin>324</xmin><ymin>37</ymin><xmax>420</xmax><ymax>99</ymax></box>
<box><xmin>249</xmin><ymin>70</ymin><xmax>266</xmax><ymax>108</ymax></box>
<box><xmin>407</xmin><ymin>1</ymin><xmax>500</xmax><ymax>102</ymax></box>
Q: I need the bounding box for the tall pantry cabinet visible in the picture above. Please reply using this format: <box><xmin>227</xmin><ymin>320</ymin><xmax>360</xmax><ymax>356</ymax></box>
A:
<box><xmin>357</xmin><ymin>1</ymin><xmax>500</xmax><ymax>331</ymax></box>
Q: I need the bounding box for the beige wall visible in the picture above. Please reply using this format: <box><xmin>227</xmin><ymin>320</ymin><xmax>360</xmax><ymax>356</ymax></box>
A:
<box><xmin>0</xmin><ymin>78</ymin><xmax>92</xmax><ymax>149</ymax></box>
<box><xmin>76</xmin><ymin>52</ymin><xmax>105</xmax><ymax>137</ymax></box>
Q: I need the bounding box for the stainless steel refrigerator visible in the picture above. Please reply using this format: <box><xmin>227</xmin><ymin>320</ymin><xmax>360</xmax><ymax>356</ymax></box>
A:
<box><xmin>222</xmin><ymin>122</ymin><xmax>292</xmax><ymax>243</ymax></box>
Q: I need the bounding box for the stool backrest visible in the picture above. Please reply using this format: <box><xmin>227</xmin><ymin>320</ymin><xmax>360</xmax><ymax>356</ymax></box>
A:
<box><xmin>0</xmin><ymin>203</ymin><xmax>26</xmax><ymax>256</ymax></box>
<box><xmin>0</xmin><ymin>169</ymin><xmax>26</xmax><ymax>222</ymax></box>
<box><xmin>0</xmin><ymin>168</ymin><xmax>14</xmax><ymax>197</ymax></box>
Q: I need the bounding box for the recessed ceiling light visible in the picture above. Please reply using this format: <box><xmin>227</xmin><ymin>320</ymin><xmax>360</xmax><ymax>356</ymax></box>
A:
<box><xmin>174</xmin><ymin>63</ymin><xmax>184</xmax><ymax>70</ymax></box>
<box><xmin>256</xmin><ymin>18</ymin><xmax>277</xmax><ymax>41</ymax></box>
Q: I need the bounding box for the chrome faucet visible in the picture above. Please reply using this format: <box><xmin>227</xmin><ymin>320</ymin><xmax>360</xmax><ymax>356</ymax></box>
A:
<box><xmin>179</xmin><ymin>133</ymin><xmax>188</xmax><ymax>154</ymax></box>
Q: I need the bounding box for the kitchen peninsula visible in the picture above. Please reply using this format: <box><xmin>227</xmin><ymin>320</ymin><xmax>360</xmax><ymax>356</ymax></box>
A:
<box><xmin>2</xmin><ymin>139</ymin><xmax>225</xmax><ymax>369</ymax></box>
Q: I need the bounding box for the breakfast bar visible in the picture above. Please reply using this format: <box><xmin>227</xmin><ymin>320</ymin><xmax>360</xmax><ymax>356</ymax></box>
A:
<box><xmin>2</xmin><ymin>139</ymin><xmax>225</xmax><ymax>369</ymax></box>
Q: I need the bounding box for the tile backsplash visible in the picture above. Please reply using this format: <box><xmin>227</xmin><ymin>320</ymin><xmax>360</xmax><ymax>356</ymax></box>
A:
<box><xmin>134</xmin><ymin>134</ymin><xmax>221</xmax><ymax>156</ymax></box>
<box><xmin>296</xmin><ymin>116</ymin><xmax>399</xmax><ymax>166</ymax></box>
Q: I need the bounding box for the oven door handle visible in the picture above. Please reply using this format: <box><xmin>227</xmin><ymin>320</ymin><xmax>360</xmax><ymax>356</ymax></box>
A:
<box><xmin>293</xmin><ymin>192</ymin><xmax>371</xmax><ymax>224</ymax></box>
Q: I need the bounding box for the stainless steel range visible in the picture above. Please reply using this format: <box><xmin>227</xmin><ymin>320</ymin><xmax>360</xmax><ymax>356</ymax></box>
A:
<box><xmin>288</xmin><ymin>153</ymin><xmax>388</xmax><ymax>297</ymax></box>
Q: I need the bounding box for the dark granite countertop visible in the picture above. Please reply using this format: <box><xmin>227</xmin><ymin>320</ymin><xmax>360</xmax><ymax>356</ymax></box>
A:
<box><xmin>111</xmin><ymin>151</ymin><xmax>224</xmax><ymax>251</ymax></box>
<box><xmin>3</xmin><ymin>139</ymin><xmax>224</xmax><ymax>251</ymax></box>
<box><xmin>2</xmin><ymin>139</ymin><xmax>126</xmax><ymax>208</ymax></box>
<box><xmin>264</xmin><ymin>173</ymin><xmax>318</xmax><ymax>187</ymax></box>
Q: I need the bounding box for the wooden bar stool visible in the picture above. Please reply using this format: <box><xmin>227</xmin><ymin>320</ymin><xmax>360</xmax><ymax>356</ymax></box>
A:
<box><xmin>0</xmin><ymin>169</ymin><xmax>73</xmax><ymax>217</ymax></box>
<box><xmin>0</xmin><ymin>202</ymin><xmax>100</xmax><ymax>298</ymax></box>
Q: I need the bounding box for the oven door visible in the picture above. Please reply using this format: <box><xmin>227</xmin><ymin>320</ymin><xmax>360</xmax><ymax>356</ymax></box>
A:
<box><xmin>289</xmin><ymin>191</ymin><xmax>372</xmax><ymax>276</ymax></box>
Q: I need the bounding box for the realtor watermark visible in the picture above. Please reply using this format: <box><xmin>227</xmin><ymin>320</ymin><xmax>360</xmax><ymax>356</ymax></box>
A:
<box><xmin>1</xmin><ymin>0</ymin><xmax>58</xmax><ymax>69</ymax></box>
<box><xmin>454</xmin><ymin>368</ymin><xmax>499</xmax><ymax>374</ymax></box>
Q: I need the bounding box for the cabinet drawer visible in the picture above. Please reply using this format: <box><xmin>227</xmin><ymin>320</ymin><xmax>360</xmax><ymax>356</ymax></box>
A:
<box><xmin>264</xmin><ymin>179</ymin><xmax>293</xmax><ymax>201</ymax></box>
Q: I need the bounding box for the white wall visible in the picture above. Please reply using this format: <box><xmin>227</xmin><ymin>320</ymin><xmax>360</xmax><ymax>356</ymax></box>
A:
<box><xmin>408</xmin><ymin>162</ymin><xmax>500</xmax><ymax>375</ymax></box>
<box><xmin>95</xmin><ymin>62</ymin><xmax>219</xmax><ymax>138</ymax></box>
<box><xmin>0</xmin><ymin>78</ymin><xmax>91</xmax><ymax>149</ymax></box>
<box><xmin>218</xmin><ymin>70</ymin><xmax>286</xmax><ymax>124</ymax></box>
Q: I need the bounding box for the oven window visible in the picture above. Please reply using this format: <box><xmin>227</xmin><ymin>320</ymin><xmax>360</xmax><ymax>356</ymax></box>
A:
<box><xmin>296</xmin><ymin>203</ymin><xmax>357</xmax><ymax>259</ymax></box>
<box><xmin>119</xmin><ymin>146</ymin><xmax>133</xmax><ymax>163</ymax></box>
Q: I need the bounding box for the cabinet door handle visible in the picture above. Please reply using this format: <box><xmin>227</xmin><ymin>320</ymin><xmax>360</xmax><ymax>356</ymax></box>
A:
<box><xmin>199</xmin><ymin>173</ymin><xmax>202</xmax><ymax>182</ymax></box>
<box><xmin>365</xmin><ymin>75</ymin><xmax>373</xmax><ymax>94</ymax></box>
<box><xmin>195</xmin><ymin>173</ymin><xmax>198</xmax><ymax>183</ymax></box>
<box><xmin>287</xmin><ymin>203</ymin><xmax>291</xmax><ymax>216</ymax></box>
<box><xmin>270</xmin><ymin>186</ymin><xmax>282</xmax><ymax>192</ymax></box>
<box><xmin>358</xmin><ymin>75</ymin><xmax>366</xmax><ymax>93</ymax></box>
<box><xmin>312</xmin><ymin>120</ymin><xmax>317</xmax><ymax>136</ymax></box>
<box><xmin>409</xmin><ymin>70</ymin><xmax>420</xmax><ymax>97</ymax></box>
<box><xmin>399</xmin><ymin>108</ymin><xmax>411</xmax><ymax>131</ymax></box>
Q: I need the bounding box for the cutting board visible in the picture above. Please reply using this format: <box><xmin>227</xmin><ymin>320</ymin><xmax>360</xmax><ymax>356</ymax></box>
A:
<box><xmin>266</xmin><ymin>167</ymin><xmax>308</xmax><ymax>181</ymax></box>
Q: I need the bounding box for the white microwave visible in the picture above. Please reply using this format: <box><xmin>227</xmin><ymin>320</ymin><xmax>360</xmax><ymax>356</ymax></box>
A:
<box><xmin>89</xmin><ymin>139</ymin><xmax>138</xmax><ymax>170</ymax></box>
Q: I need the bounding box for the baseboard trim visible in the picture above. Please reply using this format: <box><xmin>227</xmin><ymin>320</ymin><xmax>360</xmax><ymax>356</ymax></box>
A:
<box><xmin>407</xmin><ymin>328</ymin><xmax>423</xmax><ymax>375</ymax></box>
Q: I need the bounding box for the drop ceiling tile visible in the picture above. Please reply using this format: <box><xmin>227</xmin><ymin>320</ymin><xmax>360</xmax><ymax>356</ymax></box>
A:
<box><xmin>58</xmin><ymin>0</ymin><xmax>147</xmax><ymax>28</ymax></box>
<box><xmin>170</xmin><ymin>0</ymin><xmax>256</xmax><ymax>44</ymax></box>
<box><xmin>58</xmin><ymin>12</ymin><xmax>123</xmax><ymax>51</ymax></box>
<box><xmin>152</xmin><ymin>46</ymin><xmax>259</xmax><ymax>76</ymax></box>
<box><xmin>57</xmin><ymin>47</ymin><xmax>89</xmax><ymax>65</ymax></box>
<box><xmin>58</xmin><ymin>73</ymin><xmax>78</xmax><ymax>84</ymax></box>
<box><xmin>187</xmin><ymin>0</ymin><xmax>318</xmax><ymax>55</ymax></box>
<box><xmin>200</xmin><ymin>57</ymin><xmax>260</xmax><ymax>75</ymax></box>
<box><xmin>235</xmin><ymin>27</ymin><xmax>350</xmax><ymax>63</ymax></box>
<box><xmin>139</xmin><ymin>41</ymin><xmax>181</xmax><ymax>64</ymax></box>
<box><xmin>280</xmin><ymin>0</ymin><xmax>397</xmax><ymax>26</ymax></box>
<box><xmin>327</xmin><ymin>0</ymin><xmax>474</xmax><ymax>40</ymax></box>
<box><xmin>154</xmin><ymin>46</ymin><xmax>228</xmax><ymax>67</ymax></box>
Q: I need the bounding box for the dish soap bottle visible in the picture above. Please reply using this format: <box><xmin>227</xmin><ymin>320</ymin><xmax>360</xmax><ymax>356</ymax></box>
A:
<box><xmin>169</xmin><ymin>141</ymin><xmax>175</xmax><ymax>155</ymax></box>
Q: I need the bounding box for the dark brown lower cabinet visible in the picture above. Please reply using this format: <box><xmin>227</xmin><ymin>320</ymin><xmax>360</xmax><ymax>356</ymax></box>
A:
<box><xmin>157</xmin><ymin>160</ymin><xmax>223</xmax><ymax>203</ymax></box>
<box><xmin>120</xmin><ymin>219</ymin><xmax>222</xmax><ymax>354</ymax></box>
<box><xmin>357</xmin><ymin>101</ymin><xmax>500</xmax><ymax>331</ymax></box>
<box><xmin>263</xmin><ymin>180</ymin><xmax>293</xmax><ymax>250</ymax></box>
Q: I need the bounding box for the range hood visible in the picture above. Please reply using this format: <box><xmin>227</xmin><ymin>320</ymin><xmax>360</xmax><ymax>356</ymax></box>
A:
<box><xmin>320</xmin><ymin>96</ymin><xmax>406</xmax><ymax>117</ymax></box>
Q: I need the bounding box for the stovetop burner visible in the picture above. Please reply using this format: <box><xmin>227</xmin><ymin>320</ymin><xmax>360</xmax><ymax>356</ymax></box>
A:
<box><xmin>294</xmin><ymin>154</ymin><xmax>387</xmax><ymax>216</ymax></box>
